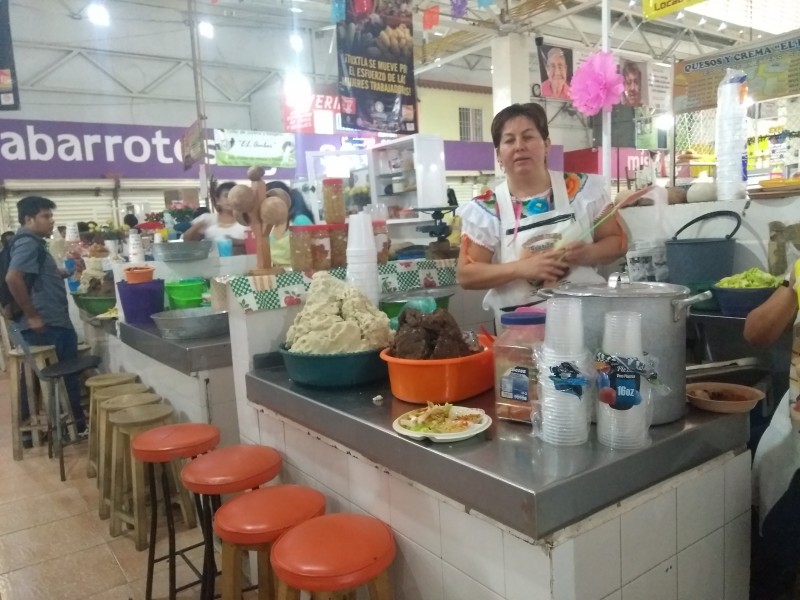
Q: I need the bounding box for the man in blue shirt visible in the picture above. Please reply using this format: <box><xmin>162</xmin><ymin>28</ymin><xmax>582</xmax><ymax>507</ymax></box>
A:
<box><xmin>6</xmin><ymin>196</ymin><xmax>87</xmax><ymax>434</ymax></box>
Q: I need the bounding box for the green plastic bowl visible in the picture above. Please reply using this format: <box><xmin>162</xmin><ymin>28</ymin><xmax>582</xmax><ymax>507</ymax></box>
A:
<box><xmin>379</xmin><ymin>288</ymin><xmax>455</xmax><ymax>319</ymax></box>
<box><xmin>71</xmin><ymin>293</ymin><xmax>116</xmax><ymax>316</ymax></box>
<box><xmin>279</xmin><ymin>345</ymin><xmax>388</xmax><ymax>388</ymax></box>
<box><xmin>169</xmin><ymin>295</ymin><xmax>203</xmax><ymax>310</ymax></box>
<box><xmin>165</xmin><ymin>278</ymin><xmax>207</xmax><ymax>299</ymax></box>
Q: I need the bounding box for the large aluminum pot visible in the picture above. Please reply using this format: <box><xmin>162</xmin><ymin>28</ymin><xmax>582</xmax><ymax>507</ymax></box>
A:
<box><xmin>540</xmin><ymin>274</ymin><xmax>711</xmax><ymax>425</ymax></box>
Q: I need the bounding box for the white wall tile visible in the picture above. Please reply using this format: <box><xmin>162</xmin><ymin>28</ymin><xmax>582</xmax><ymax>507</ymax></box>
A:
<box><xmin>394</xmin><ymin>532</ymin><xmax>445</xmax><ymax>600</ymax></box>
<box><xmin>442</xmin><ymin>564</ymin><xmax>504</xmax><ymax>600</ymax></box>
<box><xmin>622</xmin><ymin>557</ymin><xmax>676</xmax><ymax>600</ymax></box>
<box><xmin>348</xmin><ymin>456</ymin><xmax>390</xmax><ymax>523</ymax></box>
<box><xmin>244</xmin><ymin>305</ymin><xmax>300</xmax><ymax>356</ymax></box>
<box><xmin>677</xmin><ymin>529</ymin><xmax>724</xmax><ymax>600</ymax></box>
<box><xmin>553</xmin><ymin>518</ymin><xmax>621</xmax><ymax>600</ymax></box>
<box><xmin>257</xmin><ymin>410</ymin><xmax>286</xmax><ymax>455</ymax></box>
<box><xmin>725</xmin><ymin>451</ymin><xmax>752</xmax><ymax>523</ymax></box>
<box><xmin>602</xmin><ymin>593</ymin><xmax>621</xmax><ymax>600</ymax></box>
<box><xmin>210</xmin><ymin>400</ymin><xmax>240</xmax><ymax>446</ymax></box>
<box><xmin>389</xmin><ymin>477</ymin><xmax>442</xmax><ymax>557</ymax></box>
<box><xmin>283</xmin><ymin>425</ymin><xmax>321</xmax><ymax>474</ymax></box>
<box><xmin>236</xmin><ymin>402</ymin><xmax>260</xmax><ymax>444</ymax></box>
<box><xmin>503</xmin><ymin>531</ymin><xmax>551</xmax><ymax>600</ymax></box>
<box><xmin>677</xmin><ymin>465</ymin><xmax>724</xmax><ymax>551</ymax></box>
<box><xmin>205</xmin><ymin>366</ymin><xmax>235</xmax><ymax>406</ymax></box>
<box><xmin>621</xmin><ymin>489</ymin><xmax>676</xmax><ymax>585</ymax></box>
<box><xmin>314</xmin><ymin>440</ymin><xmax>350</xmax><ymax>499</ymax></box>
<box><xmin>724</xmin><ymin>512</ymin><xmax>750</xmax><ymax>600</ymax></box>
<box><xmin>440</xmin><ymin>503</ymin><xmax>505</xmax><ymax>596</ymax></box>
<box><xmin>231</xmin><ymin>356</ymin><xmax>251</xmax><ymax>408</ymax></box>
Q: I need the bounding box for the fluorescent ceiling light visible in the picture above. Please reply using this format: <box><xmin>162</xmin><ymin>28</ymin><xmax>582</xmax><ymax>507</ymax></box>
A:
<box><xmin>283</xmin><ymin>71</ymin><xmax>312</xmax><ymax>108</ymax></box>
<box><xmin>698</xmin><ymin>17</ymin><xmax>707</xmax><ymax>25</ymax></box>
<box><xmin>290</xmin><ymin>6</ymin><xmax>303</xmax><ymax>13</ymax></box>
<box><xmin>687</xmin><ymin>0</ymin><xmax>800</xmax><ymax>36</ymax></box>
<box><xmin>86</xmin><ymin>2</ymin><xmax>110</xmax><ymax>27</ymax></box>
<box><xmin>198</xmin><ymin>21</ymin><xmax>214</xmax><ymax>39</ymax></box>
<box><xmin>676</xmin><ymin>11</ymin><xmax>684</xmax><ymax>19</ymax></box>
<box><xmin>290</xmin><ymin>32</ymin><xmax>303</xmax><ymax>52</ymax></box>
<box><xmin>718</xmin><ymin>21</ymin><xmax>727</xmax><ymax>31</ymax></box>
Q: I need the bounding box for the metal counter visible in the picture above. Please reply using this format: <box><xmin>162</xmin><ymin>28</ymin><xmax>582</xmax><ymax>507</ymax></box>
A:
<box><xmin>119</xmin><ymin>322</ymin><xmax>232</xmax><ymax>375</ymax></box>
<box><xmin>247</xmin><ymin>357</ymin><xmax>748</xmax><ymax>539</ymax></box>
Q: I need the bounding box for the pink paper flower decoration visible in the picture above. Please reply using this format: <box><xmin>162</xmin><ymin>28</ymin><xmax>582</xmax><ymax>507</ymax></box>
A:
<box><xmin>570</xmin><ymin>51</ymin><xmax>624</xmax><ymax>116</ymax></box>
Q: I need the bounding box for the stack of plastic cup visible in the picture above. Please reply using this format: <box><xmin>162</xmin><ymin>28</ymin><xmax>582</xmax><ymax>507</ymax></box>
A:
<box><xmin>128</xmin><ymin>232</ymin><xmax>145</xmax><ymax>264</ymax></box>
<box><xmin>537</xmin><ymin>298</ymin><xmax>590</xmax><ymax>446</ymax></box>
<box><xmin>346</xmin><ymin>212</ymin><xmax>380</xmax><ymax>306</ymax></box>
<box><xmin>597</xmin><ymin>311</ymin><xmax>650</xmax><ymax>450</ymax></box>
<box><xmin>65</xmin><ymin>223</ymin><xmax>80</xmax><ymax>242</ymax></box>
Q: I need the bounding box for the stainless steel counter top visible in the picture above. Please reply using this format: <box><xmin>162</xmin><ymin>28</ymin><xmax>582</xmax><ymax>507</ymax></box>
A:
<box><xmin>119</xmin><ymin>322</ymin><xmax>232</xmax><ymax>375</ymax></box>
<box><xmin>247</xmin><ymin>358</ymin><xmax>749</xmax><ymax>539</ymax></box>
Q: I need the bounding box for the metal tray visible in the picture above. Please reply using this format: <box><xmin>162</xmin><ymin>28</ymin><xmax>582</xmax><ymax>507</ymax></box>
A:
<box><xmin>151</xmin><ymin>307</ymin><xmax>229</xmax><ymax>340</ymax></box>
<box><xmin>152</xmin><ymin>240</ymin><xmax>212</xmax><ymax>262</ymax></box>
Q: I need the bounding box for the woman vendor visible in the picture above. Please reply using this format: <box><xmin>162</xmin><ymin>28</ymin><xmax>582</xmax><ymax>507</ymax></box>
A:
<box><xmin>456</xmin><ymin>103</ymin><xmax>627</xmax><ymax>322</ymax></box>
<box><xmin>267</xmin><ymin>181</ymin><xmax>315</xmax><ymax>268</ymax></box>
<box><xmin>183</xmin><ymin>181</ymin><xmax>249</xmax><ymax>249</ymax></box>
<box><xmin>745</xmin><ymin>260</ymin><xmax>799</xmax><ymax>599</ymax></box>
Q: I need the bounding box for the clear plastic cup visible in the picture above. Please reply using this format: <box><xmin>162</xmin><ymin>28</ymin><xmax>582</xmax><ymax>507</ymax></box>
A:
<box><xmin>597</xmin><ymin>402</ymin><xmax>648</xmax><ymax>449</ymax></box>
<box><xmin>544</xmin><ymin>298</ymin><xmax>584</xmax><ymax>355</ymax></box>
<box><xmin>602</xmin><ymin>311</ymin><xmax>643</xmax><ymax>357</ymax></box>
<box><xmin>216</xmin><ymin>238</ymin><xmax>233</xmax><ymax>257</ymax></box>
<box><xmin>346</xmin><ymin>213</ymin><xmax>376</xmax><ymax>253</ymax></box>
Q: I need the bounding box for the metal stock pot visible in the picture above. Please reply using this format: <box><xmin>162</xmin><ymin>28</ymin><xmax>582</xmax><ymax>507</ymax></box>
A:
<box><xmin>540</xmin><ymin>274</ymin><xmax>711</xmax><ymax>424</ymax></box>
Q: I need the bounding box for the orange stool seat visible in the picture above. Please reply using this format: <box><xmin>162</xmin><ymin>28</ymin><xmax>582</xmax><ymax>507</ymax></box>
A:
<box><xmin>271</xmin><ymin>514</ymin><xmax>396</xmax><ymax>592</ymax></box>
<box><xmin>181</xmin><ymin>445</ymin><xmax>282</xmax><ymax>495</ymax></box>
<box><xmin>214</xmin><ymin>485</ymin><xmax>326</xmax><ymax>546</ymax></box>
<box><xmin>132</xmin><ymin>423</ymin><xmax>220</xmax><ymax>464</ymax></box>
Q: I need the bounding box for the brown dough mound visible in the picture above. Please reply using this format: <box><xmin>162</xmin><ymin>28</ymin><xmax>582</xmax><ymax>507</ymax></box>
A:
<box><xmin>390</xmin><ymin>308</ymin><xmax>475</xmax><ymax>360</ymax></box>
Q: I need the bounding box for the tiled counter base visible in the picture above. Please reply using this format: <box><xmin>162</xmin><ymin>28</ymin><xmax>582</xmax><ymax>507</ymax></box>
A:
<box><xmin>247</xmin><ymin>406</ymin><xmax>750</xmax><ymax>600</ymax></box>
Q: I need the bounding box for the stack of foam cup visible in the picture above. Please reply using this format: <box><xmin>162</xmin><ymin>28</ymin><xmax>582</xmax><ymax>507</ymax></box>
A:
<box><xmin>597</xmin><ymin>311</ymin><xmax>650</xmax><ymax>450</ymax></box>
<box><xmin>345</xmin><ymin>212</ymin><xmax>380</xmax><ymax>306</ymax></box>
<box><xmin>128</xmin><ymin>232</ymin><xmax>145</xmax><ymax>264</ymax></box>
<box><xmin>538</xmin><ymin>298</ymin><xmax>590</xmax><ymax>446</ymax></box>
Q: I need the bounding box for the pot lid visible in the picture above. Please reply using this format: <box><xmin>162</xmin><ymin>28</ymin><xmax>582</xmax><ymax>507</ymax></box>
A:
<box><xmin>544</xmin><ymin>274</ymin><xmax>690</xmax><ymax>298</ymax></box>
<box><xmin>381</xmin><ymin>287</ymin><xmax>456</xmax><ymax>304</ymax></box>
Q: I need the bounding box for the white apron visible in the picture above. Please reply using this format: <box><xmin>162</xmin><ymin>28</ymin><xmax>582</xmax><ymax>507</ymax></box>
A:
<box><xmin>483</xmin><ymin>171</ymin><xmax>605</xmax><ymax>324</ymax></box>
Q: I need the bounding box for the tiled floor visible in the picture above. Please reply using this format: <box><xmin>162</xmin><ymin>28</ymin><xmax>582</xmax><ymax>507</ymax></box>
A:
<box><xmin>0</xmin><ymin>373</ymin><xmax>220</xmax><ymax>600</ymax></box>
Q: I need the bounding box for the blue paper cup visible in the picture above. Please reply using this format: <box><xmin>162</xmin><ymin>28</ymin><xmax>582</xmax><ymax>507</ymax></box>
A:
<box><xmin>216</xmin><ymin>238</ymin><xmax>233</xmax><ymax>257</ymax></box>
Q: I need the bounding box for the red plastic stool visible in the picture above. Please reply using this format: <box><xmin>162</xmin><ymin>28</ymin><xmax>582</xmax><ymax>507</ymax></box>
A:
<box><xmin>214</xmin><ymin>485</ymin><xmax>326</xmax><ymax>600</ymax></box>
<box><xmin>271</xmin><ymin>514</ymin><xmax>396</xmax><ymax>600</ymax></box>
<box><xmin>131</xmin><ymin>423</ymin><xmax>221</xmax><ymax>600</ymax></box>
<box><xmin>181</xmin><ymin>444</ymin><xmax>283</xmax><ymax>600</ymax></box>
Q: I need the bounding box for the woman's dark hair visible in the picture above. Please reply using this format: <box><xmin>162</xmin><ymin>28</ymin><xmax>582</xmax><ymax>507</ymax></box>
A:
<box><xmin>193</xmin><ymin>207</ymin><xmax>210</xmax><ymax>219</ymax></box>
<box><xmin>266</xmin><ymin>181</ymin><xmax>315</xmax><ymax>224</ymax></box>
<box><xmin>490</xmin><ymin>103</ymin><xmax>549</xmax><ymax>148</ymax></box>
<box><xmin>17</xmin><ymin>195</ymin><xmax>57</xmax><ymax>225</ymax></box>
<box><xmin>77</xmin><ymin>221</ymin><xmax>89</xmax><ymax>233</ymax></box>
<box><xmin>214</xmin><ymin>181</ymin><xmax>236</xmax><ymax>202</ymax></box>
<box><xmin>123</xmin><ymin>214</ymin><xmax>139</xmax><ymax>228</ymax></box>
<box><xmin>1</xmin><ymin>231</ymin><xmax>15</xmax><ymax>249</ymax></box>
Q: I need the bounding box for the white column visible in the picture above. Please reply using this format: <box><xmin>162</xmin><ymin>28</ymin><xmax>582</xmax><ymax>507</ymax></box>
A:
<box><xmin>491</xmin><ymin>33</ymin><xmax>531</xmax><ymax>176</ymax></box>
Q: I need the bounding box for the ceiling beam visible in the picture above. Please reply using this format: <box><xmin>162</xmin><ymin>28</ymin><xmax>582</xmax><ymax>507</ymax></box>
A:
<box><xmin>416</xmin><ymin>39</ymin><xmax>494</xmax><ymax>74</ymax></box>
<box><xmin>22</xmin><ymin>50</ymin><xmax>80</xmax><ymax>87</ymax></box>
<box><xmin>19</xmin><ymin>85</ymin><xmax>251</xmax><ymax>106</ymax></box>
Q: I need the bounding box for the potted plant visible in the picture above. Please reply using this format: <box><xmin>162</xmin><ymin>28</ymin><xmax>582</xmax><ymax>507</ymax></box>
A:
<box><xmin>139</xmin><ymin>211</ymin><xmax>165</xmax><ymax>231</ymax></box>
<box><xmin>165</xmin><ymin>205</ymin><xmax>194</xmax><ymax>234</ymax></box>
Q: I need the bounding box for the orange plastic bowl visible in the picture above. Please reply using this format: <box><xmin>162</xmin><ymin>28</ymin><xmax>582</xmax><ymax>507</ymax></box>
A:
<box><xmin>124</xmin><ymin>265</ymin><xmax>155</xmax><ymax>284</ymax></box>
<box><xmin>379</xmin><ymin>334</ymin><xmax>494</xmax><ymax>404</ymax></box>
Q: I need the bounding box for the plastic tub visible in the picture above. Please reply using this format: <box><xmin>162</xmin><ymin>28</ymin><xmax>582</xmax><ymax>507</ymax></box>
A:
<box><xmin>166</xmin><ymin>278</ymin><xmax>206</xmax><ymax>298</ymax></box>
<box><xmin>711</xmin><ymin>285</ymin><xmax>775</xmax><ymax>318</ymax></box>
<box><xmin>124</xmin><ymin>265</ymin><xmax>155</xmax><ymax>284</ymax></box>
<box><xmin>117</xmin><ymin>279</ymin><xmax>165</xmax><ymax>325</ymax></box>
<box><xmin>279</xmin><ymin>346</ymin><xmax>388</xmax><ymax>388</ymax></box>
<box><xmin>380</xmin><ymin>334</ymin><xmax>494</xmax><ymax>404</ymax></box>
<box><xmin>71</xmin><ymin>294</ymin><xmax>116</xmax><ymax>316</ymax></box>
<box><xmin>169</xmin><ymin>296</ymin><xmax>203</xmax><ymax>310</ymax></box>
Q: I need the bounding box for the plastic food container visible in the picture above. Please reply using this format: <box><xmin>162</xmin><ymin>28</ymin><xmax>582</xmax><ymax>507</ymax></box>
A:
<box><xmin>322</xmin><ymin>178</ymin><xmax>346</xmax><ymax>224</ymax></box>
<box><xmin>290</xmin><ymin>225</ymin><xmax>314</xmax><ymax>271</ymax></box>
<box><xmin>380</xmin><ymin>334</ymin><xmax>494</xmax><ymax>404</ymax></box>
<box><xmin>373</xmin><ymin>220</ymin><xmax>390</xmax><ymax>264</ymax></box>
<box><xmin>279</xmin><ymin>346</ymin><xmax>388</xmax><ymax>387</ymax></box>
<box><xmin>165</xmin><ymin>278</ymin><xmax>207</xmax><ymax>310</ymax></box>
<box><xmin>310</xmin><ymin>225</ymin><xmax>331</xmax><ymax>271</ymax></box>
<box><xmin>329</xmin><ymin>224</ymin><xmax>348</xmax><ymax>268</ymax></box>
<box><xmin>124</xmin><ymin>265</ymin><xmax>155</xmax><ymax>284</ymax></box>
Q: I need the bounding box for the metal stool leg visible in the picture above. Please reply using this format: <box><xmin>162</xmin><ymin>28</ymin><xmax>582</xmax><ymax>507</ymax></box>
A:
<box><xmin>145</xmin><ymin>463</ymin><xmax>159</xmax><ymax>600</ymax></box>
<box><xmin>161</xmin><ymin>463</ymin><xmax>177</xmax><ymax>600</ymax></box>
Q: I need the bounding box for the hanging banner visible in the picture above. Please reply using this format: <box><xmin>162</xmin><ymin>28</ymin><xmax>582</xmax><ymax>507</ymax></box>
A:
<box><xmin>0</xmin><ymin>0</ymin><xmax>20</xmax><ymax>111</ymax></box>
<box><xmin>212</xmin><ymin>129</ymin><xmax>296</xmax><ymax>168</ymax></box>
<box><xmin>643</xmin><ymin>0</ymin><xmax>706</xmax><ymax>21</ymax></box>
<box><xmin>336</xmin><ymin>0</ymin><xmax>417</xmax><ymax>134</ymax></box>
<box><xmin>674</xmin><ymin>31</ymin><xmax>800</xmax><ymax>113</ymax></box>
<box><xmin>180</xmin><ymin>120</ymin><xmax>205</xmax><ymax>170</ymax></box>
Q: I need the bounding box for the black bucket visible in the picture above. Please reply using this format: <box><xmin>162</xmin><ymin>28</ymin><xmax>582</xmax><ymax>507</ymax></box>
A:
<box><xmin>665</xmin><ymin>210</ymin><xmax>742</xmax><ymax>310</ymax></box>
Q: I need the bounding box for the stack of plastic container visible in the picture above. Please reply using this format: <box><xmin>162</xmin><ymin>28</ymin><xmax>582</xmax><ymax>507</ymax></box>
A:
<box><xmin>596</xmin><ymin>311</ymin><xmax>651</xmax><ymax>450</ymax></box>
<box><xmin>345</xmin><ymin>212</ymin><xmax>380</xmax><ymax>306</ymax></box>
<box><xmin>535</xmin><ymin>298</ymin><xmax>593</xmax><ymax>446</ymax></box>
<box><xmin>715</xmin><ymin>69</ymin><xmax>748</xmax><ymax>202</ymax></box>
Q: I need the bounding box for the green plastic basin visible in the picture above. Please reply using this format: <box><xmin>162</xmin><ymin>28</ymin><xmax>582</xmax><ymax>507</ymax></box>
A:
<box><xmin>279</xmin><ymin>345</ymin><xmax>388</xmax><ymax>388</ymax></box>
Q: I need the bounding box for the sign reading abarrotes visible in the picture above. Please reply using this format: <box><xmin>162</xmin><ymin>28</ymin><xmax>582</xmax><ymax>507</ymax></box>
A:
<box><xmin>642</xmin><ymin>0</ymin><xmax>706</xmax><ymax>20</ymax></box>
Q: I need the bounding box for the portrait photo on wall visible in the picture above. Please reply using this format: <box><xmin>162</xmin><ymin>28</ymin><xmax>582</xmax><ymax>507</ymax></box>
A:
<box><xmin>538</xmin><ymin>45</ymin><xmax>573</xmax><ymax>101</ymax></box>
<box><xmin>621</xmin><ymin>60</ymin><xmax>648</xmax><ymax>107</ymax></box>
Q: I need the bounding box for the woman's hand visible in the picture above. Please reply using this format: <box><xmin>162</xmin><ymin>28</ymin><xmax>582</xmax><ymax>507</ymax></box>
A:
<box><xmin>560</xmin><ymin>241</ymin><xmax>591</xmax><ymax>266</ymax></box>
<box><xmin>514</xmin><ymin>248</ymin><xmax>568</xmax><ymax>282</ymax></box>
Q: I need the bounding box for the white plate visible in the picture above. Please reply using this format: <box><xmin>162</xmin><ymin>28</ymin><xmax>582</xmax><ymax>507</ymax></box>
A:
<box><xmin>392</xmin><ymin>406</ymin><xmax>492</xmax><ymax>443</ymax></box>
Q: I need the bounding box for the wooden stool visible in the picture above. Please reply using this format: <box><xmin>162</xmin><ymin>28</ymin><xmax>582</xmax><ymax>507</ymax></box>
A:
<box><xmin>271</xmin><ymin>514</ymin><xmax>395</xmax><ymax>600</ymax></box>
<box><xmin>215</xmin><ymin>485</ymin><xmax>326</xmax><ymax>600</ymax></box>
<box><xmin>131</xmin><ymin>423</ymin><xmax>221</xmax><ymax>600</ymax></box>
<box><xmin>97</xmin><ymin>393</ymin><xmax>162</xmax><ymax>520</ymax></box>
<box><xmin>181</xmin><ymin>445</ymin><xmax>283</xmax><ymax>600</ymax></box>
<box><xmin>85</xmin><ymin>373</ymin><xmax>139</xmax><ymax>477</ymax></box>
<box><xmin>8</xmin><ymin>345</ymin><xmax>57</xmax><ymax>460</ymax></box>
<box><xmin>108</xmin><ymin>404</ymin><xmax>185</xmax><ymax>550</ymax></box>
